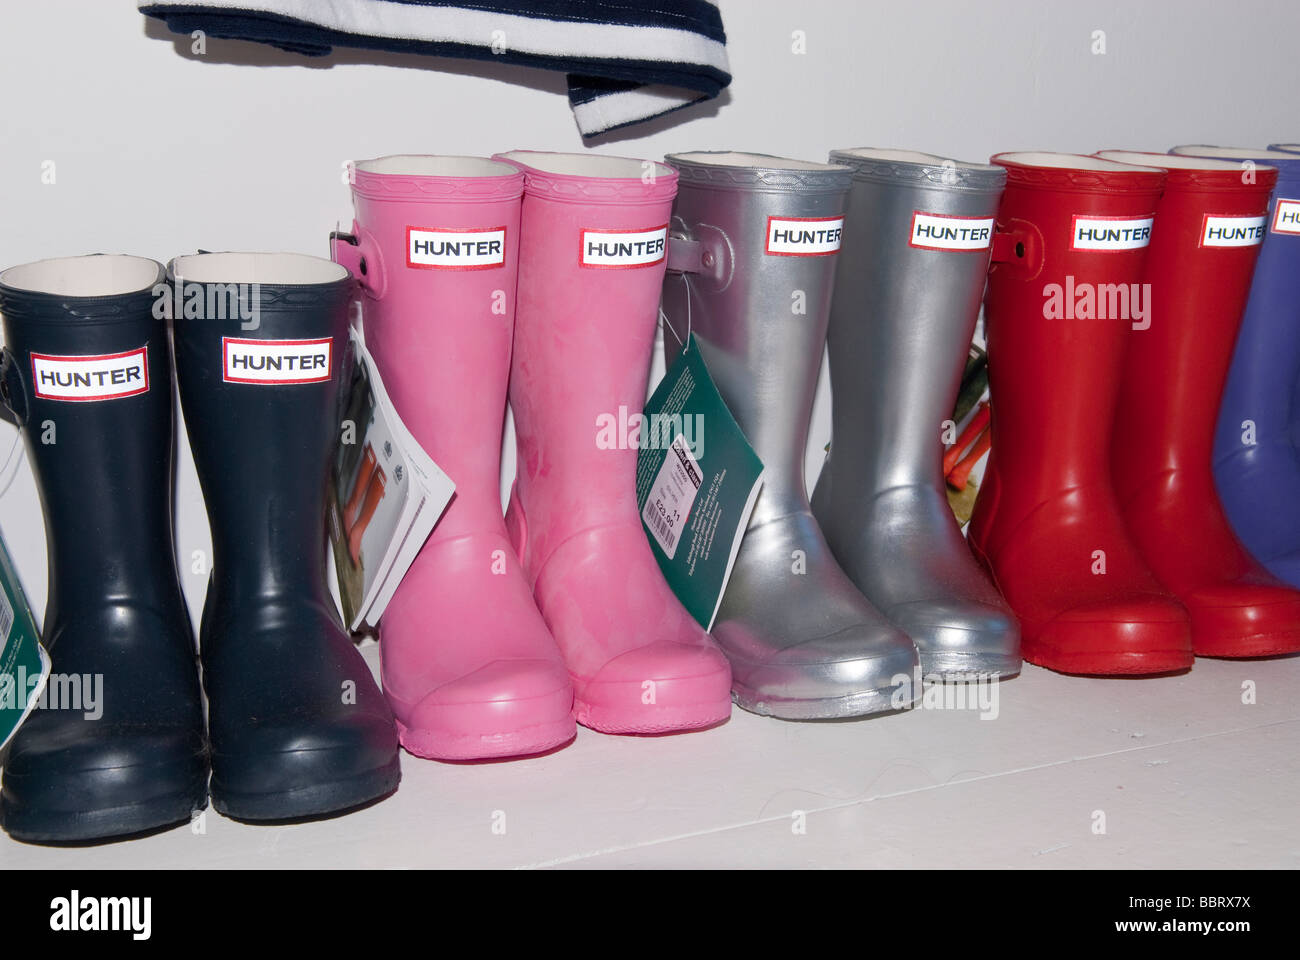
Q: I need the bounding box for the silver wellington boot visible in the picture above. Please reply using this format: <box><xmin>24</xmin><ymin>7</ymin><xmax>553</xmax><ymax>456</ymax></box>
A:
<box><xmin>663</xmin><ymin>151</ymin><xmax>919</xmax><ymax>719</ymax></box>
<box><xmin>809</xmin><ymin>149</ymin><xmax>1020</xmax><ymax>678</ymax></box>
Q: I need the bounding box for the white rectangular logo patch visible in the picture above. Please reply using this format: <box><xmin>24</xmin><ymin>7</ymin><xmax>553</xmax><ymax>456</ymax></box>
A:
<box><xmin>1070</xmin><ymin>215</ymin><xmax>1154</xmax><ymax>251</ymax></box>
<box><xmin>222</xmin><ymin>337</ymin><xmax>332</xmax><ymax>385</ymax></box>
<box><xmin>406</xmin><ymin>226</ymin><xmax>507</xmax><ymax>270</ymax></box>
<box><xmin>1271</xmin><ymin>199</ymin><xmax>1300</xmax><ymax>235</ymax></box>
<box><xmin>580</xmin><ymin>226</ymin><xmax>668</xmax><ymax>268</ymax></box>
<box><xmin>765</xmin><ymin>216</ymin><xmax>844</xmax><ymax>256</ymax></box>
<box><xmin>909</xmin><ymin>212</ymin><xmax>996</xmax><ymax>251</ymax></box>
<box><xmin>1201</xmin><ymin>215</ymin><xmax>1267</xmax><ymax>247</ymax></box>
<box><xmin>31</xmin><ymin>347</ymin><xmax>149</xmax><ymax>402</ymax></box>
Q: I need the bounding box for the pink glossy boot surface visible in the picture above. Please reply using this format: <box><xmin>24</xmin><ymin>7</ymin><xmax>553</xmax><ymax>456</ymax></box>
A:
<box><xmin>495</xmin><ymin>151</ymin><xmax>732</xmax><ymax>734</ymax></box>
<box><xmin>336</xmin><ymin>155</ymin><xmax>575</xmax><ymax>760</ymax></box>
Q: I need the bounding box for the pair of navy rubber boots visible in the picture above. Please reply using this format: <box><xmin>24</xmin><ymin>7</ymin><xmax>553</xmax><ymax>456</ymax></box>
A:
<box><xmin>0</xmin><ymin>253</ymin><xmax>399</xmax><ymax>843</ymax></box>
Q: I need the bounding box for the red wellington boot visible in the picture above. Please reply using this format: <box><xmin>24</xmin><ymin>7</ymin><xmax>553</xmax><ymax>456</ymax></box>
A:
<box><xmin>969</xmin><ymin>152</ymin><xmax>1193</xmax><ymax>675</ymax></box>
<box><xmin>1096</xmin><ymin>150</ymin><xmax>1300</xmax><ymax>658</ymax></box>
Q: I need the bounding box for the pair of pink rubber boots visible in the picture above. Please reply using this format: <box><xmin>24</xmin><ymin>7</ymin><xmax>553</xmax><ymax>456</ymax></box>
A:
<box><xmin>331</xmin><ymin>153</ymin><xmax>732</xmax><ymax>760</ymax></box>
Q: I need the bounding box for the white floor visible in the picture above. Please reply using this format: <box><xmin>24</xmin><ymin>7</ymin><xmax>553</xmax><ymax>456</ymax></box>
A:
<box><xmin>3</xmin><ymin>647</ymin><xmax>1297</xmax><ymax>869</ymax></box>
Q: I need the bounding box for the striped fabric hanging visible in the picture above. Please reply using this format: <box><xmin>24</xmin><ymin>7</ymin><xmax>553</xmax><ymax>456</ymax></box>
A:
<box><xmin>137</xmin><ymin>0</ymin><xmax>732</xmax><ymax>137</ymax></box>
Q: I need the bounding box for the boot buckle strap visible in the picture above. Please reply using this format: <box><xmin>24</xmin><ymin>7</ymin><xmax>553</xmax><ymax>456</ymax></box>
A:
<box><xmin>0</xmin><ymin>348</ymin><xmax>27</xmax><ymax>427</ymax></box>
<box><xmin>665</xmin><ymin>228</ymin><xmax>733</xmax><ymax>290</ymax></box>
<box><xmin>989</xmin><ymin>220</ymin><xmax>1043</xmax><ymax>278</ymax></box>
<box><xmin>330</xmin><ymin>226</ymin><xmax>387</xmax><ymax>298</ymax></box>
<box><xmin>666</xmin><ymin>236</ymin><xmax>704</xmax><ymax>274</ymax></box>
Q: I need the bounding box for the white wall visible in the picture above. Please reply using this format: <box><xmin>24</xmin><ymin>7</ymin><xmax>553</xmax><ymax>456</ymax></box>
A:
<box><xmin>1</xmin><ymin>0</ymin><xmax>1296</xmax><ymax>625</ymax></box>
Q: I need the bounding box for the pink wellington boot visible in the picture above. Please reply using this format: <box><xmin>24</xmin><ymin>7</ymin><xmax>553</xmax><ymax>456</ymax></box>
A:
<box><xmin>493</xmin><ymin>150</ymin><xmax>733</xmax><ymax>734</ymax></box>
<box><xmin>332</xmin><ymin>155</ymin><xmax>576</xmax><ymax>760</ymax></box>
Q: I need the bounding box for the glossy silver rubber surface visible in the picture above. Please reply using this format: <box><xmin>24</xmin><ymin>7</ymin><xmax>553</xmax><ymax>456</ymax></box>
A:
<box><xmin>663</xmin><ymin>151</ymin><xmax>919</xmax><ymax>718</ymax></box>
<box><xmin>809</xmin><ymin>149</ymin><xmax>1021</xmax><ymax>678</ymax></box>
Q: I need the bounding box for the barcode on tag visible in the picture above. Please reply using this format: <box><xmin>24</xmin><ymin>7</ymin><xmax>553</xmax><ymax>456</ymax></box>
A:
<box><xmin>0</xmin><ymin>585</ymin><xmax>13</xmax><ymax>650</ymax></box>
<box><xmin>645</xmin><ymin>507</ymin><xmax>678</xmax><ymax>554</ymax></box>
<box><xmin>641</xmin><ymin>433</ymin><xmax>702</xmax><ymax>561</ymax></box>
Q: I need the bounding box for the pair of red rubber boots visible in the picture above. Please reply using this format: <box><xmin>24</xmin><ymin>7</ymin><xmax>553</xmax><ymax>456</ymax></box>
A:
<box><xmin>970</xmin><ymin>150</ymin><xmax>1300</xmax><ymax>675</ymax></box>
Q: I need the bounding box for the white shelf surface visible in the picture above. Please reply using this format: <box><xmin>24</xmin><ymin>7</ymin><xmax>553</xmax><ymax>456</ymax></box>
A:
<box><xmin>3</xmin><ymin>648</ymin><xmax>1297</xmax><ymax>869</ymax></box>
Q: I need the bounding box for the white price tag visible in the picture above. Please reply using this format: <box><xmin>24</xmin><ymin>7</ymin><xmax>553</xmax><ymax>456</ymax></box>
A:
<box><xmin>641</xmin><ymin>433</ymin><xmax>703</xmax><ymax>560</ymax></box>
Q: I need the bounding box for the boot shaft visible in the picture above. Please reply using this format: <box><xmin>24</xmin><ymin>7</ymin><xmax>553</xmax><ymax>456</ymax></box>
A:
<box><xmin>169</xmin><ymin>253</ymin><xmax>352</xmax><ymax>602</ymax></box>
<box><xmin>822</xmin><ymin>148</ymin><xmax>1005</xmax><ymax>492</ymax></box>
<box><xmin>338</xmin><ymin>155</ymin><xmax>524</xmax><ymax>540</ymax></box>
<box><xmin>662</xmin><ymin>151</ymin><xmax>851</xmax><ymax>523</ymax></box>
<box><xmin>1096</xmin><ymin>150</ymin><xmax>1276</xmax><ymax>485</ymax></box>
<box><xmin>0</xmin><ymin>255</ymin><xmax>186</xmax><ymax>622</ymax></box>
<box><xmin>982</xmin><ymin>152</ymin><xmax>1165</xmax><ymax>498</ymax></box>
<box><xmin>496</xmin><ymin>150</ymin><xmax>678</xmax><ymax>562</ymax></box>
<box><xmin>1174</xmin><ymin>147</ymin><xmax>1300</xmax><ymax>432</ymax></box>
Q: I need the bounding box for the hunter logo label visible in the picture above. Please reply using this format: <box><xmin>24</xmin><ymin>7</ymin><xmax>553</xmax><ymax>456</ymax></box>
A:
<box><xmin>765</xmin><ymin>216</ymin><xmax>844</xmax><ymax>256</ymax></box>
<box><xmin>222</xmin><ymin>337</ymin><xmax>332</xmax><ymax>385</ymax></box>
<box><xmin>909</xmin><ymin>212</ymin><xmax>996</xmax><ymax>251</ymax></box>
<box><xmin>406</xmin><ymin>226</ymin><xmax>507</xmax><ymax>270</ymax></box>
<box><xmin>1070</xmin><ymin>214</ymin><xmax>1155</xmax><ymax>251</ymax></box>
<box><xmin>1271</xmin><ymin>199</ymin><xmax>1300</xmax><ymax>235</ymax></box>
<box><xmin>31</xmin><ymin>347</ymin><xmax>149</xmax><ymax>402</ymax></box>
<box><xmin>580</xmin><ymin>225</ymin><xmax>668</xmax><ymax>268</ymax></box>
<box><xmin>1201</xmin><ymin>214</ymin><xmax>1267</xmax><ymax>247</ymax></box>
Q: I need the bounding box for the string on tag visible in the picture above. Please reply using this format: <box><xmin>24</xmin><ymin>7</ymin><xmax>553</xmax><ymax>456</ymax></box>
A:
<box><xmin>658</xmin><ymin>272</ymin><xmax>694</xmax><ymax>352</ymax></box>
<box><xmin>0</xmin><ymin>428</ymin><xmax>25</xmax><ymax>502</ymax></box>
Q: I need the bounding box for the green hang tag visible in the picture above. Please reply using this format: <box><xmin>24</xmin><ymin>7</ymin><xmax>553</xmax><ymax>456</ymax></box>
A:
<box><xmin>0</xmin><ymin>529</ymin><xmax>51</xmax><ymax>749</ymax></box>
<box><xmin>636</xmin><ymin>334</ymin><xmax>764</xmax><ymax>631</ymax></box>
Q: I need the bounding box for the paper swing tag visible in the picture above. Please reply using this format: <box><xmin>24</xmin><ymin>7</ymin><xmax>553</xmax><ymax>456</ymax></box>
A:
<box><xmin>328</xmin><ymin>329</ymin><xmax>456</xmax><ymax>631</ymax></box>
<box><xmin>636</xmin><ymin>334</ymin><xmax>764</xmax><ymax>630</ymax></box>
<box><xmin>0</xmin><ymin>530</ymin><xmax>51</xmax><ymax>749</ymax></box>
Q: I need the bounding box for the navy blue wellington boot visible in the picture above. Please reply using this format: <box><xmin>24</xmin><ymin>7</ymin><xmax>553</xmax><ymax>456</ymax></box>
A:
<box><xmin>0</xmin><ymin>254</ymin><xmax>207</xmax><ymax>843</ymax></box>
<box><xmin>169</xmin><ymin>252</ymin><xmax>399</xmax><ymax>821</ymax></box>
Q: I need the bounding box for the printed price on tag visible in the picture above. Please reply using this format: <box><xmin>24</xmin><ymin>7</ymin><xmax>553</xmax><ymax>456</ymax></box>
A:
<box><xmin>642</xmin><ymin>434</ymin><xmax>703</xmax><ymax>560</ymax></box>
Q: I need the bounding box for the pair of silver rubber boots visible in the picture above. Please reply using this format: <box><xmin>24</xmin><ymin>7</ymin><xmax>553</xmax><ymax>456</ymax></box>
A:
<box><xmin>662</xmin><ymin>150</ymin><xmax>1021</xmax><ymax>719</ymax></box>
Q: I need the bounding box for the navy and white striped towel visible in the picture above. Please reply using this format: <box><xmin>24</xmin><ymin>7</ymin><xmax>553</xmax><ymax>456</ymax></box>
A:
<box><xmin>138</xmin><ymin>0</ymin><xmax>731</xmax><ymax>137</ymax></box>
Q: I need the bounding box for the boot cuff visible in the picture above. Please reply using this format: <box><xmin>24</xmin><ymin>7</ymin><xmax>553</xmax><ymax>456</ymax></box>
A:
<box><xmin>350</xmin><ymin>156</ymin><xmax>524</xmax><ymax>203</ymax></box>
<box><xmin>0</xmin><ymin>255</ymin><xmax>163</xmax><ymax>324</ymax></box>
<box><xmin>1174</xmin><ymin>145</ymin><xmax>1300</xmax><ymax>190</ymax></box>
<box><xmin>992</xmin><ymin>152</ymin><xmax>1166</xmax><ymax>195</ymax></box>
<box><xmin>830</xmin><ymin>148</ymin><xmax>1006</xmax><ymax>194</ymax></box>
<box><xmin>667</xmin><ymin>152</ymin><xmax>851</xmax><ymax>195</ymax></box>
<box><xmin>494</xmin><ymin>151</ymin><xmax>678</xmax><ymax>205</ymax></box>
<box><xmin>1095</xmin><ymin>150</ymin><xmax>1278</xmax><ymax>195</ymax></box>
<box><xmin>167</xmin><ymin>253</ymin><xmax>355</xmax><ymax>316</ymax></box>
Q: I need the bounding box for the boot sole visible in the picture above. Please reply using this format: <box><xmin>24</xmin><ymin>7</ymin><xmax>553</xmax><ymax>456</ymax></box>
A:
<box><xmin>1023</xmin><ymin>646</ymin><xmax>1193</xmax><ymax>676</ymax></box>
<box><xmin>731</xmin><ymin>683</ymin><xmax>911</xmax><ymax>720</ymax></box>
<box><xmin>919</xmin><ymin>651</ymin><xmax>1022</xmax><ymax>679</ymax></box>
<box><xmin>572</xmin><ymin>668</ymin><xmax>733</xmax><ymax>734</ymax></box>
<box><xmin>574</xmin><ymin>698</ymin><xmax>731</xmax><ymax>734</ymax></box>
<box><xmin>1</xmin><ymin>765</ymin><xmax>208</xmax><ymax>844</ymax></box>
<box><xmin>396</xmin><ymin>716</ymin><xmax>576</xmax><ymax>760</ymax></box>
<box><xmin>211</xmin><ymin>755</ymin><xmax>401</xmax><ymax>822</ymax></box>
<box><xmin>1194</xmin><ymin>631</ymin><xmax>1300</xmax><ymax>658</ymax></box>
